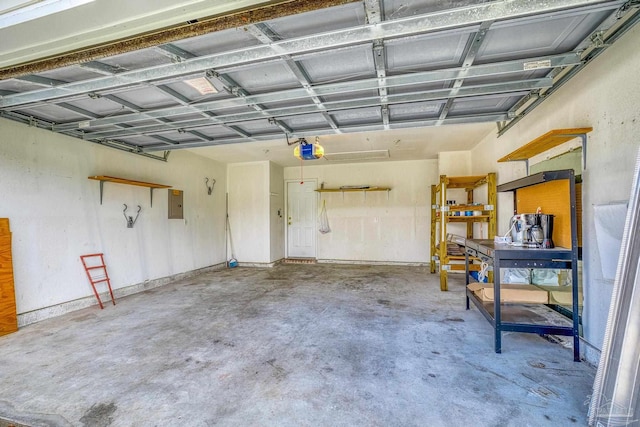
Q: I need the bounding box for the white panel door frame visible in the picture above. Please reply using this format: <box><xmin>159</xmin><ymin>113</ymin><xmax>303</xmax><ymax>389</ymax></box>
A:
<box><xmin>285</xmin><ymin>178</ymin><xmax>318</xmax><ymax>259</ymax></box>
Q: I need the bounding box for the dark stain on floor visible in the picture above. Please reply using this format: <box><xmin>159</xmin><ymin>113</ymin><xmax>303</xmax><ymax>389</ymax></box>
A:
<box><xmin>80</xmin><ymin>402</ymin><xmax>117</xmax><ymax>427</ymax></box>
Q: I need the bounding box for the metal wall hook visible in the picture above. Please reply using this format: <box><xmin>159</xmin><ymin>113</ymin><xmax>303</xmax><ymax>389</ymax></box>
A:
<box><xmin>123</xmin><ymin>204</ymin><xmax>142</xmax><ymax>228</ymax></box>
<box><xmin>205</xmin><ymin>177</ymin><xmax>216</xmax><ymax>195</ymax></box>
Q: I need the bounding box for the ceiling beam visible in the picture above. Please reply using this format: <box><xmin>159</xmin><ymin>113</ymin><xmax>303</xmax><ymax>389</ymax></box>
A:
<box><xmin>153</xmin><ymin>84</ymin><xmax>251</xmax><ymax>142</ymax></box>
<box><xmin>0</xmin><ymin>109</ymin><xmax>169</xmax><ymax>161</ymax></box>
<box><xmin>364</xmin><ymin>0</ymin><xmax>390</xmax><ymax>129</ymax></box>
<box><xmin>245</xmin><ymin>22</ymin><xmax>341</xmax><ymax>133</ymax></box>
<box><xmin>50</xmin><ymin>52</ymin><xmax>580</xmax><ymax>132</ymax></box>
<box><xmin>99</xmin><ymin>93</ymin><xmax>203</xmax><ymax>146</ymax></box>
<box><xmin>437</xmin><ymin>20</ymin><xmax>493</xmax><ymax>124</ymax></box>
<box><xmin>80</xmin><ymin>58</ymin><xmax>255</xmax><ymax>143</ymax></box>
<box><xmin>82</xmin><ymin>78</ymin><xmax>551</xmax><ymax>140</ymax></box>
<box><xmin>0</xmin><ymin>0</ymin><xmax>616</xmax><ymax>108</ymax></box>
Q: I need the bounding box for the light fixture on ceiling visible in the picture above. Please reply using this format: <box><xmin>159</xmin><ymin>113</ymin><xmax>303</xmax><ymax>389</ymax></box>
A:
<box><xmin>184</xmin><ymin>70</ymin><xmax>228</xmax><ymax>95</ymax></box>
<box><xmin>184</xmin><ymin>76</ymin><xmax>218</xmax><ymax>95</ymax></box>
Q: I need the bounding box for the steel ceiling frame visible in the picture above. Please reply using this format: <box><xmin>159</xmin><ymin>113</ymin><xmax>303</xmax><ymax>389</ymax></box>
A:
<box><xmin>0</xmin><ymin>0</ymin><xmax>636</xmax><ymax>160</ymax></box>
<box><xmin>0</xmin><ymin>0</ymin><xmax>620</xmax><ymax>108</ymax></box>
<box><xmin>50</xmin><ymin>52</ymin><xmax>581</xmax><ymax>132</ymax></box>
<box><xmin>70</xmin><ymin>78</ymin><xmax>551</xmax><ymax>141</ymax></box>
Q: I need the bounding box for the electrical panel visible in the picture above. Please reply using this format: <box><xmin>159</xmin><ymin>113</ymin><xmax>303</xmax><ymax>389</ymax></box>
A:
<box><xmin>168</xmin><ymin>189</ymin><xmax>183</xmax><ymax>219</ymax></box>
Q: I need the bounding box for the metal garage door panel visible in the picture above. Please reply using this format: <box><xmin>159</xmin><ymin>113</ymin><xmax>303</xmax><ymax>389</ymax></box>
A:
<box><xmin>223</xmin><ymin>61</ymin><xmax>302</xmax><ymax>93</ymax></box>
<box><xmin>171</xmin><ymin>28</ymin><xmax>261</xmax><ymax>57</ymax></box>
<box><xmin>386</xmin><ymin>31</ymin><xmax>471</xmax><ymax>71</ymax></box>
<box><xmin>190</xmin><ymin>126</ymin><xmax>245</xmax><ymax>139</ymax></box>
<box><xmin>60</xmin><ymin>97</ymin><xmax>131</xmax><ymax>117</ymax></box>
<box><xmin>332</xmin><ymin>107</ymin><xmax>381</xmax><ymax>126</ymax></box>
<box><xmin>99</xmin><ymin>48</ymin><xmax>173</xmax><ymax>71</ymax></box>
<box><xmin>15</xmin><ymin>105</ymin><xmax>87</xmax><ymax>122</ymax></box>
<box><xmin>449</xmin><ymin>94</ymin><xmax>524</xmax><ymax>115</ymax></box>
<box><xmin>383</xmin><ymin>0</ymin><xmax>488</xmax><ymax>20</ymax></box>
<box><xmin>389</xmin><ymin>102</ymin><xmax>442</xmax><ymax>121</ymax></box>
<box><xmin>119</xmin><ymin>135</ymin><xmax>167</xmax><ymax>146</ymax></box>
<box><xmin>388</xmin><ymin>81</ymin><xmax>450</xmax><ymax>95</ymax></box>
<box><xmin>266</xmin><ymin>3</ymin><xmax>363</xmax><ymax>39</ymax></box>
<box><xmin>37</xmin><ymin>65</ymin><xmax>105</xmax><ymax>82</ymax></box>
<box><xmin>296</xmin><ymin>45</ymin><xmax>375</xmax><ymax>83</ymax></box>
<box><xmin>279</xmin><ymin>113</ymin><xmax>333</xmax><ymax>130</ymax></box>
<box><xmin>110</xmin><ymin>87</ymin><xmax>178</xmax><ymax>110</ymax></box>
<box><xmin>477</xmin><ymin>9</ymin><xmax>616</xmax><ymax>62</ymax></box>
<box><xmin>0</xmin><ymin>78</ymin><xmax>47</xmax><ymax>93</ymax></box>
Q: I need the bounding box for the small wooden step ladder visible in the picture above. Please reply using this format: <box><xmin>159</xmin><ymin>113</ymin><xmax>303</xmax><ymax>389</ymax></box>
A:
<box><xmin>80</xmin><ymin>253</ymin><xmax>115</xmax><ymax>309</ymax></box>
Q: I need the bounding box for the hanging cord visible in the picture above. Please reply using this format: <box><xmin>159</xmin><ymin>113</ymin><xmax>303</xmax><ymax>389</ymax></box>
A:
<box><xmin>300</xmin><ymin>155</ymin><xmax>304</xmax><ymax>184</ymax></box>
<box><xmin>477</xmin><ymin>261</ymin><xmax>490</xmax><ymax>283</ymax></box>
<box><xmin>503</xmin><ymin>220</ymin><xmax>516</xmax><ymax>238</ymax></box>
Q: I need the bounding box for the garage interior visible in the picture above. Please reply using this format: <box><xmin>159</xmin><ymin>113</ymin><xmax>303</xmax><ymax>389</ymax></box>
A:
<box><xmin>0</xmin><ymin>0</ymin><xmax>639</xmax><ymax>425</ymax></box>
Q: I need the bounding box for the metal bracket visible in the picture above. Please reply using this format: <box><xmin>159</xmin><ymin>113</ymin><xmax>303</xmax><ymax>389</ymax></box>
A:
<box><xmin>123</xmin><ymin>204</ymin><xmax>142</xmax><ymax>228</ymax></box>
<box><xmin>590</xmin><ymin>31</ymin><xmax>609</xmax><ymax>48</ymax></box>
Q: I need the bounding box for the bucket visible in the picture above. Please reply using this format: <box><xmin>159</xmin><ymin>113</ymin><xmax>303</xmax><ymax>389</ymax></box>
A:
<box><xmin>470</xmin><ymin>271</ymin><xmax>488</xmax><ymax>283</ymax></box>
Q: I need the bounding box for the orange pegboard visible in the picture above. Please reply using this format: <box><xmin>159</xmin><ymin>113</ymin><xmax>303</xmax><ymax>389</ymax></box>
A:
<box><xmin>515</xmin><ymin>179</ymin><xmax>572</xmax><ymax>249</ymax></box>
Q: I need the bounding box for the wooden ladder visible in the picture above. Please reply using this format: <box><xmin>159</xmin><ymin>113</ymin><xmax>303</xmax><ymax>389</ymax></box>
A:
<box><xmin>80</xmin><ymin>253</ymin><xmax>115</xmax><ymax>309</ymax></box>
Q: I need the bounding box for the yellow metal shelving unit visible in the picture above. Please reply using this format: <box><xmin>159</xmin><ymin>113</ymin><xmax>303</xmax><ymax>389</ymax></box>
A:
<box><xmin>430</xmin><ymin>173</ymin><xmax>497</xmax><ymax>291</ymax></box>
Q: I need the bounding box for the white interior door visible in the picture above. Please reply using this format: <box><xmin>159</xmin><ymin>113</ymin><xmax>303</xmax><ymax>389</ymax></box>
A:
<box><xmin>287</xmin><ymin>180</ymin><xmax>317</xmax><ymax>258</ymax></box>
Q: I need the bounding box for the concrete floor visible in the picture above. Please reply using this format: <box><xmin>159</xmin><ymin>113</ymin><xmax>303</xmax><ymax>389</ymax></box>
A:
<box><xmin>0</xmin><ymin>264</ymin><xmax>594</xmax><ymax>427</ymax></box>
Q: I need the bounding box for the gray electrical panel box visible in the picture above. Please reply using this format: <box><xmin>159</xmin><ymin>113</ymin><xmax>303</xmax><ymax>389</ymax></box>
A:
<box><xmin>168</xmin><ymin>189</ymin><xmax>184</xmax><ymax>219</ymax></box>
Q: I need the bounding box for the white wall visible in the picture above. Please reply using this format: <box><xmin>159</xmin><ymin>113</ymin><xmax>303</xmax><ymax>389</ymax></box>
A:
<box><xmin>284</xmin><ymin>160</ymin><xmax>437</xmax><ymax>263</ymax></box>
<box><xmin>0</xmin><ymin>118</ymin><xmax>226</xmax><ymax>316</ymax></box>
<box><xmin>438</xmin><ymin>151</ymin><xmax>471</xmax><ymax>176</ymax></box>
<box><xmin>269</xmin><ymin>162</ymin><xmax>285</xmax><ymax>263</ymax></box>
<box><xmin>469</xmin><ymin>23</ymin><xmax>640</xmax><ymax>363</ymax></box>
<box><xmin>227</xmin><ymin>161</ymin><xmax>270</xmax><ymax>263</ymax></box>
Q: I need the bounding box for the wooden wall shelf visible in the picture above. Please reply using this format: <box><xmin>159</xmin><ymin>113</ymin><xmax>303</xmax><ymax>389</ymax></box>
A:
<box><xmin>88</xmin><ymin>175</ymin><xmax>171</xmax><ymax>206</ymax></box>
<box><xmin>498</xmin><ymin>127</ymin><xmax>592</xmax><ymax>163</ymax></box>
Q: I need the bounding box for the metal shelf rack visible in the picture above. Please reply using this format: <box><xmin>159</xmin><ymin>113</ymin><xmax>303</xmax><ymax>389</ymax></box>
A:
<box><xmin>464</xmin><ymin>169</ymin><xmax>580</xmax><ymax>361</ymax></box>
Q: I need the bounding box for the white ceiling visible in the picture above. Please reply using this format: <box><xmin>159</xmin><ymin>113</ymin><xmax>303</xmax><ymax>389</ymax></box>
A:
<box><xmin>0</xmin><ymin>0</ymin><xmax>274</xmax><ymax>68</ymax></box>
<box><xmin>194</xmin><ymin>122</ymin><xmax>494</xmax><ymax>167</ymax></box>
<box><xmin>0</xmin><ymin>0</ymin><xmax>637</xmax><ymax>167</ymax></box>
